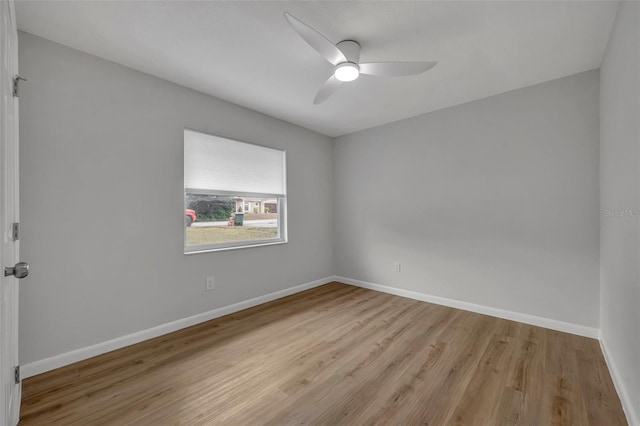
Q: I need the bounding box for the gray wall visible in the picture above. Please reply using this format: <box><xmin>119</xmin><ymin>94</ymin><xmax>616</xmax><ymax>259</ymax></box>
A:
<box><xmin>334</xmin><ymin>70</ymin><xmax>600</xmax><ymax>328</ymax></box>
<box><xmin>600</xmin><ymin>1</ymin><xmax>640</xmax><ymax>421</ymax></box>
<box><xmin>18</xmin><ymin>32</ymin><xmax>334</xmax><ymax>365</ymax></box>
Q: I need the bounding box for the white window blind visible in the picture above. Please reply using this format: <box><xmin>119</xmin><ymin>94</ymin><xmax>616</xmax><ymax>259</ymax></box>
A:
<box><xmin>184</xmin><ymin>130</ymin><xmax>286</xmax><ymax>196</ymax></box>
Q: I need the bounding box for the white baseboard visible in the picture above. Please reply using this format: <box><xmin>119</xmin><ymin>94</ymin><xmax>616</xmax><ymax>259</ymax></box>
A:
<box><xmin>335</xmin><ymin>276</ymin><xmax>599</xmax><ymax>339</ymax></box>
<box><xmin>599</xmin><ymin>335</ymin><xmax>640</xmax><ymax>426</ymax></box>
<box><xmin>21</xmin><ymin>276</ymin><xmax>336</xmax><ymax>379</ymax></box>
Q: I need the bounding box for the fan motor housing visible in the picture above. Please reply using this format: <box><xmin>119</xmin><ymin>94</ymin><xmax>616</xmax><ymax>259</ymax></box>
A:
<box><xmin>336</xmin><ymin>40</ymin><xmax>361</xmax><ymax>64</ymax></box>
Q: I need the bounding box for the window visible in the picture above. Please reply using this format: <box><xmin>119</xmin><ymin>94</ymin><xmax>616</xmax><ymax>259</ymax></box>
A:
<box><xmin>184</xmin><ymin>129</ymin><xmax>287</xmax><ymax>253</ymax></box>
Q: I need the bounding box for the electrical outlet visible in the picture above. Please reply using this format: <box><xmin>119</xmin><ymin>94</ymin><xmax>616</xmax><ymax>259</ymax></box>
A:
<box><xmin>205</xmin><ymin>276</ymin><xmax>215</xmax><ymax>291</ymax></box>
<box><xmin>394</xmin><ymin>262</ymin><xmax>401</xmax><ymax>272</ymax></box>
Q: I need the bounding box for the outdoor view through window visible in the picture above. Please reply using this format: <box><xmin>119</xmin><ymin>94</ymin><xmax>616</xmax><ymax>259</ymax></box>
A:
<box><xmin>184</xmin><ymin>130</ymin><xmax>286</xmax><ymax>252</ymax></box>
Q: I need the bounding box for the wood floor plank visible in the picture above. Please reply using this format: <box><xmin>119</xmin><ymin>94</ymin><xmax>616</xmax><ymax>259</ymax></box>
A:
<box><xmin>19</xmin><ymin>282</ymin><xmax>627</xmax><ymax>425</ymax></box>
<box><xmin>499</xmin><ymin>323</ymin><xmax>546</xmax><ymax>424</ymax></box>
<box><xmin>398</xmin><ymin>314</ymin><xmax>496</xmax><ymax>425</ymax></box>
<box><xmin>575</xmin><ymin>346</ymin><xmax>628</xmax><ymax>425</ymax></box>
<box><xmin>496</xmin><ymin>387</ymin><xmax>530</xmax><ymax>426</ymax></box>
<box><xmin>448</xmin><ymin>333</ymin><xmax>515</xmax><ymax>425</ymax></box>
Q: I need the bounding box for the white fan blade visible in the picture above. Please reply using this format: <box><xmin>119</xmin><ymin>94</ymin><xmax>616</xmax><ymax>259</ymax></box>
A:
<box><xmin>314</xmin><ymin>75</ymin><xmax>342</xmax><ymax>105</ymax></box>
<box><xmin>359</xmin><ymin>61</ymin><xmax>437</xmax><ymax>77</ymax></box>
<box><xmin>285</xmin><ymin>12</ymin><xmax>347</xmax><ymax>66</ymax></box>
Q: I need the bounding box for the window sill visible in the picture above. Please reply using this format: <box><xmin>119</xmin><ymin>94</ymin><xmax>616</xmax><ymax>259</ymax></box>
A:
<box><xmin>184</xmin><ymin>239</ymin><xmax>288</xmax><ymax>255</ymax></box>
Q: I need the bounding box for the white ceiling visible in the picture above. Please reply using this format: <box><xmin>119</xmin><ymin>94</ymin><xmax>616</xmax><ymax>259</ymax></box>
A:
<box><xmin>16</xmin><ymin>1</ymin><xmax>618</xmax><ymax>137</ymax></box>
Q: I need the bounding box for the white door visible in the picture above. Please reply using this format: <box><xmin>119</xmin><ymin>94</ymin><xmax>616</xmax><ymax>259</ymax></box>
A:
<box><xmin>0</xmin><ymin>0</ymin><xmax>23</xmax><ymax>425</ymax></box>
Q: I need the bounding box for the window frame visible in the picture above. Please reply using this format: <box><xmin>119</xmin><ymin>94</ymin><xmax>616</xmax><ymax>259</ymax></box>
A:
<box><xmin>183</xmin><ymin>130</ymin><xmax>287</xmax><ymax>254</ymax></box>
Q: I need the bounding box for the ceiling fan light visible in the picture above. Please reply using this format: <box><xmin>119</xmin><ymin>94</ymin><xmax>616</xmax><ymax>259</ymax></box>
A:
<box><xmin>334</xmin><ymin>62</ymin><xmax>360</xmax><ymax>82</ymax></box>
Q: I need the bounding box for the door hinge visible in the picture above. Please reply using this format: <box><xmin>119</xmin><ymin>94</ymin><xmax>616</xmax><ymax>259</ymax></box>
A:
<box><xmin>14</xmin><ymin>366</ymin><xmax>20</xmax><ymax>384</ymax></box>
<box><xmin>13</xmin><ymin>75</ymin><xmax>26</xmax><ymax>98</ymax></box>
<box><xmin>12</xmin><ymin>222</ymin><xmax>19</xmax><ymax>241</ymax></box>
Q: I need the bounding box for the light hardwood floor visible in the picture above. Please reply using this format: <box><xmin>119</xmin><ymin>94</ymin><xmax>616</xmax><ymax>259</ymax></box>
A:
<box><xmin>20</xmin><ymin>282</ymin><xmax>626</xmax><ymax>425</ymax></box>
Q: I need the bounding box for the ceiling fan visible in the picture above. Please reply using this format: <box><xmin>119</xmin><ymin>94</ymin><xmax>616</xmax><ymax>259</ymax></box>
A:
<box><xmin>284</xmin><ymin>12</ymin><xmax>437</xmax><ymax>105</ymax></box>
